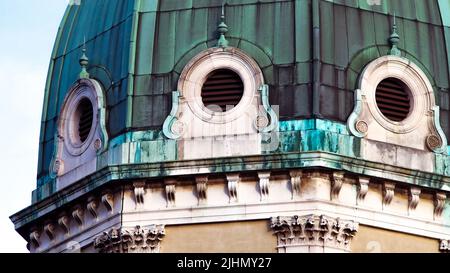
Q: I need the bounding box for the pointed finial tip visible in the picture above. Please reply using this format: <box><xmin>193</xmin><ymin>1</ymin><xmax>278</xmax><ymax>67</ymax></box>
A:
<box><xmin>79</xmin><ymin>36</ymin><xmax>90</xmax><ymax>79</ymax></box>
<box><xmin>388</xmin><ymin>12</ymin><xmax>401</xmax><ymax>57</ymax></box>
<box><xmin>216</xmin><ymin>2</ymin><xmax>229</xmax><ymax>48</ymax></box>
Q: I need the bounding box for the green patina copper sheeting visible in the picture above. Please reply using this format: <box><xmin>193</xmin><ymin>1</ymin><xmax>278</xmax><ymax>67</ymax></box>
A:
<box><xmin>37</xmin><ymin>0</ymin><xmax>450</xmax><ymax>188</ymax></box>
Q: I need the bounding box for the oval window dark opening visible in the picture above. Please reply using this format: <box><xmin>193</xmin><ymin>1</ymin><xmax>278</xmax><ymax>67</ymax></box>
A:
<box><xmin>375</xmin><ymin>78</ymin><xmax>411</xmax><ymax>122</ymax></box>
<box><xmin>77</xmin><ymin>98</ymin><xmax>94</xmax><ymax>143</ymax></box>
<box><xmin>201</xmin><ymin>69</ymin><xmax>244</xmax><ymax>112</ymax></box>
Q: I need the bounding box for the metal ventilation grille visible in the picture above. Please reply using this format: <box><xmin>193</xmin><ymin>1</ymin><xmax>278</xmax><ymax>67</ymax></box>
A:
<box><xmin>78</xmin><ymin>99</ymin><xmax>93</xmax><ymax>143</ymax></box>
<box><xmin>375</xmin><ymin>78</ymin><xmax>411</xmax><ymax>122</ymax></box>
<box><xmin>201</xmin><ymin>69</ymin><xmax>244</xmax><ymax>112</ymax></box>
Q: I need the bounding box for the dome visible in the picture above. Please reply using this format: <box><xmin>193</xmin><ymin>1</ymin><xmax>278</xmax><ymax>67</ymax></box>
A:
<box><xmin>12</xmin><ymin>0</ymin><xmax>450</xmax><ymax>254</ymax></box>
<box><xmin>36</xmin><ymin>0</ymin><xmax>450</xmax><ymax>193</ymax></box>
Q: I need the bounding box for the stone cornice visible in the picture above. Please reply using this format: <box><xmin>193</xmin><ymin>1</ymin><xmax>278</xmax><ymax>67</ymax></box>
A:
<box><xmin>11</xmin><ymin>151</ymin><xmax>450</xmax><ymax>239</ymax></box>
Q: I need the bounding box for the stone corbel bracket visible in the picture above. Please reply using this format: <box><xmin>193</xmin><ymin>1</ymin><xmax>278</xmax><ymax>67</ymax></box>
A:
<box><xmin>289</xmin><ymin>170</ymin><xmax>302</xmax><ymax>200</ymax></box>
<box><xmin>165</xmin><ymin>179</ymin><xmax>176</xmax><ymax>208</ymax></box>
<box><xmin>383</xmin><ymin>182</ymin><xmax>395</xmax><ymax>207</ymax></box>
<box><xmin>331</xmin><ymin>172</ymin><xmax>345</xmax><ymax>201</ymax></box>
<box><xmin>257</xmin><ymin>84</ymin><xmax>279</xmax><ymax>133</ymax></box>
<box><xmin>72</xmin><ymin>207</ymin><xmax>84</xmax><ymax>227</ymax></box>
<box><xmin>133</xmin><ymin>182</ymin><xmax>146</xmax><ymax>208</ymax></box>
<box><xmin>49</xmin><ymin>78</ymin><xmax>109</xmax><ymax>179</ymax></box>
<box><xmin>226</xmin><ymin>173</ymin><xmax>240</xmax><ymax>203</ymax></box>
<box><xmin>357</xmin><ymin>176</ymin><xmax>370</xmax><ymax>205</ymax></box>
<box><xmin>196</xmin><ymin>176</ymin><xmax>208</xmax><ymax>205</ymax></box>
<box><xmin>87</xmin><ymin>197</ymin><xmax>99</xmax><ymax>219</ymax></box>
<box><xmin>258</xmin><ymin>171</ymin><xmax>271</xmax><ymax>201</ymax></box>
<box><xmin>408</xmin><ymin>187</ymin><xmax>421</xmax><ymax>211</ymax></box>
<box><xmin>101</xmin><ymin>192</ymin><xmax>114</xmax><ymax>213</ymax></box>
<box><xmin>29</xmin><ymin>229</ymin><xmax>41</xmax><ymax>248</ymax></box>
<box><xmin>162</xmin><ymin>91</ymin><xmax>183</xmax><ymax>140</ymax></box>
<box><xmin>58</xmin><ymin>214</ymin><xmax>70</xmax><ymax>235</ymax></box>
<box><xmin>44</xmin><ymin>222</ymin><xmax>56</xmax><ymax>241</ymax></box>
<box><xmin>434</xmin><ymin>192</ymin><xmax>447</xmax><ymax>219</ymax></box>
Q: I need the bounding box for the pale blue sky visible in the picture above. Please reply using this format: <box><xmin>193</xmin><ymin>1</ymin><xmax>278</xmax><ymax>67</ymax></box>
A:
<box><xmin>0</xmin><ymin>0</ymin><xmax>68</xmax><ymax>252</ymax></box>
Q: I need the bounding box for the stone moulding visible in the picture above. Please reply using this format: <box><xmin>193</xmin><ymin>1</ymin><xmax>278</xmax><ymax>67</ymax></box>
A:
<box><xmin>93</xmin><ymin>225</ymin><xmax>165</xmax><ymax>253</ymax></box>
<box><xmin>50</xmin><ymin>78</ymin><xmax>109</xmax><ymax>181</ymax></box>
<box><xmin>270</xmin><ymin>215</ymin><xmax>359</xmax><ymax>253</ymax></box>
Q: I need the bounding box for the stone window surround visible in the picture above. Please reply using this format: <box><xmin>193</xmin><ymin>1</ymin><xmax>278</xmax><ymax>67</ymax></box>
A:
<box><xmin>177</xmin><ymin>47</ymin><xmax>265</xmax><ymax>124</ymax></box>
<box><xmin>58</xmin><ymin>79</ymin><xmax>100</xmax><ymax>156</ymax></box>
<box><xmin>358</xmin><ymin>55</ymin><xmax>436</xmax><ymax>134</ymax></box>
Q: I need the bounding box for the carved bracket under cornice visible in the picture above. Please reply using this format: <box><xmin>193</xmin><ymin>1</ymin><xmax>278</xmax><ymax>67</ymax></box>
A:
<box><xmin>270</xmin><ymin>215</ymin><xmax>359</xmax><ymax>253</ymax></box>
<box><xmin>165</xmin><ymin>180</ymin><xmax>176</xmax><ymax>208</ymax></box>
<box><xmin>226</xmin><ymin>173</ymin><xmax>240</xmax><ymax>203</ymax></box>
<box><xmin>357</xmin><ymin>177</ymin><xmax>370</xmax><ymax>205</ymax></box>
<box><xmin>258</xmin><ymin>172</ymin><xmax>271</xmax><ymax>201</ymax></box>
<box><xmin>331</xmin><ymin>172</ymin><xmax>344</xmax><ymax>201</ymax></box>
<box><xmin>133</xmin><ymin>182</ymin><xmax>146</xmax><ymax>208</ymax></box>
<box><xmin>289</xmin><ymin>170</ymin><xmax>302</xmax><ymax>200</ymax></box>
<box><xmin>434</xmin><ymin>193</ymin><xmax>447</xmax><ymax>219</ymax></box>
<box><xmin>94</xmin><ymin>225</ymin><xmax>166</xmax><ymax>253</ymax></box>
<box><xmin>196</xmin><ymin>176</ymin><xmax>208</xmax><ymax>206</ymax></box>
<box><xmin>383</xmin><ymin>182</ymin><xmax>395</xmax><ymax>207</ymax></box>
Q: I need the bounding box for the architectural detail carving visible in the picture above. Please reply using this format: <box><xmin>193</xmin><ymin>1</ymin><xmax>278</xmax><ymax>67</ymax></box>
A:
<box><xmin>258</xmin><ymin>172</ymin><xmax>271</xmax><ymax>201</ymax></box>
<box><xmin>94</xmin><ymin>225</ymin><xmax>166</xmax><ymax>253</ymax></box>
<box><xmin>289</xmin><ymin>170</ymin><xmax>302</xmax><ymax>200</ymax></box>
<box><xmin>408</xmin><ymin>187</ymin><xmax>421</xmax><ymax>211</ymax></box>
<box><xmin>426</xmin><ymin>134</ymin><xmax>442</xmax><ymax>151</ymax></box>
<box><xmin>72</xmin><ymin>207</ymin><xmax>84</xmax><ymax>227</ymax></box>
<box><xmin>162</xmin><ymin>91</ymin><xmax>182</xmax><ymax>140</ymax></box>
<box><xmin>226</xmin><ymin>173</ymin><xmax>240</xmax><ymax>203</ymax></box>
<box><xmin>101</xmin><ymin>192</ymin><xmax>114</xmax><ymax>212</ymax></box>
<box><xmin>440</xmin><ymin>239</ymin><xmax>450</xmax><ymax>252</ymax></box>
<box><xmin>434</xmin><ymin>193</ymin><xmax>447</xmax><ymax>218</ymax></box>
<box><xmin>58</xmin><ymin>214</ymin><xmax>70</xmax><ymax>234</ymax></box>
<box><xmin>44</xmin><ymin>223</ymin><xmax>56</xmax><ymax>241</ymax></box>
<box><xmin>195</xmin><ymin>176</ymin><xmax>208</xmax><ymax>205</ymax></box>
<box><xmin>52</xmin><ymin>78</ymin><xmax>109</xmax><ymax>188</ymax></box>
<box><xmin>133</xmin><ymin>182</ymin><xmax>146</xmax><ymax>207</ymax></box>
<box><xmin>331</xmin><ymin>172</ymin><xmax>344</xmax><ymax>201</ymax></box>
<box><xmin>94</xmin><ymin>138</ymin><xmax>102</xmax><ymax>151</ymax></box>
<box><xmin>270</xmin><ymin>215</ymin><xmax>359</xmax><ymax>252</ymax></box>
<box><xmin>355</xmin><ymin>120</ymin><xmax>368</xmax><ymax>134</ymax></box>
<box><xmin>357</xmin><ymin>177</ymin><xmax>370</xmax><ymax>204</ymax></box>
<box><xmin>165</xmin><ymin>184</ymin><xmax>176</xmax><ymax>207</ymax></box>
<box><xmin>257</xmin><ymin>85</ymin><xmax>279</xmax><ymax>133</ymax></box>
<box><xmin>87</xmin><ymin>197</ymin><xmax>98</xmax><ymax>219</ymax></box>
<box><xmin>29</xmin><ymin>230</ymin><xmax>40</xmax><ymax>248</ymax></box>
<box><xmin>383</xmin><ymin>182</ymin><xmax>395</xmax><ymax>206</ymax></box>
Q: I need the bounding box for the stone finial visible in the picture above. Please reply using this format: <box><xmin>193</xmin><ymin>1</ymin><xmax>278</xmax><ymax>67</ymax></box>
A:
<box><xmin>217</xmin><ymin>3</ymin><xmax>229</xmax><ymax>48</ymax></box>
<box><xmin>79</xmin><ymin>36</ymin><xmax>90</xmax><ymax>79</ymax></box>
<box><xmin>389</xmin><ymin>13</ymin><xmax>401</xmax><ymax>56</ymax></box>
